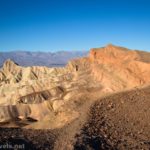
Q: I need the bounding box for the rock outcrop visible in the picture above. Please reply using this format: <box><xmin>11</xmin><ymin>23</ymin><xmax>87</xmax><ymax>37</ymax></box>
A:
<box><xmin>89</xmin><ymin>44</ymin><xmax>150</xmax><ymax>90</ymax></box>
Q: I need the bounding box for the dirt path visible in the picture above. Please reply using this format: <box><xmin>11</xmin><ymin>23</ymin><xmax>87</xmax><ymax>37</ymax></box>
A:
<box><xmin>54</xmin><ymin>89</ymin><xmax>104</xmax><ymax>150</ymax></box>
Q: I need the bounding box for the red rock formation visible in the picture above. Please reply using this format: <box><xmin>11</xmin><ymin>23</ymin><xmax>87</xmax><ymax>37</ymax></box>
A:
<box><xmin>89</xmin><ymin>44</ymin><xmax>140</xmax><ymax>63</ymax></box>
<box><xmin>88</xmin><ymin>44</ymin><xmax>150</xmax><ymax>90</ymax></box>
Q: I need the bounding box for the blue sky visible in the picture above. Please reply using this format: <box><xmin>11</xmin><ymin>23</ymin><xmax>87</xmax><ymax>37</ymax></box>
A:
<box><xmin>0</xmin><ymin>0</ymin><xmax>150</xmax><ymax>52</ymax></box>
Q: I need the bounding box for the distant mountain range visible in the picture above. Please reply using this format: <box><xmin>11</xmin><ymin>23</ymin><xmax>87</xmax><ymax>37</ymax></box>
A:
<box><xmin>0</xmin><ymin>51</ymin><xmax>88</xmax><ymax>67</ymax></box>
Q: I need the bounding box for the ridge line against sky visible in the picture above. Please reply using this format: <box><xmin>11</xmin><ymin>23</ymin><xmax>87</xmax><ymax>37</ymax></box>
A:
<box><xmin>0</xmin><ymin>0</ymin><xmax>150</xmax><ymax>52</ymax></box>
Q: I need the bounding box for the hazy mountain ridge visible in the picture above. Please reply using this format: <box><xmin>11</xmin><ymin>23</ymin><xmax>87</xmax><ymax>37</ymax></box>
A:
<box><xmin>0</xmin><ymin>50</ymin><xmax>88</xmax><ymax>67</ymax></box>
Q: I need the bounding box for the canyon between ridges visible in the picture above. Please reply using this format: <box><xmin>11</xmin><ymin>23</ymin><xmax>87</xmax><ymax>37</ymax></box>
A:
<box><xmin>0</xmin><ymin>44</ymin><xmax>150</xmax><ymax>150</ymax></box>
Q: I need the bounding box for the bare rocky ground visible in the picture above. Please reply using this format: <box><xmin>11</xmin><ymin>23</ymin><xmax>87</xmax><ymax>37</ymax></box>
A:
<box><xmin>0</xmin><ymin>128</ymin><xmax>57</xmax><ymax>150</ymax></box>
<box><xmin>74</xmin><ymin>85</ymin><xmax>150</xmax><ymax>150</ymax></box>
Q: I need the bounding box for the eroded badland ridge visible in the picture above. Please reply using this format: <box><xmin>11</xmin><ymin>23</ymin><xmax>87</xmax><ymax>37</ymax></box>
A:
<box><xmin>0</xmin><ymin>44</ymin><xmax>150</xmax><ymax>149</ymax></box>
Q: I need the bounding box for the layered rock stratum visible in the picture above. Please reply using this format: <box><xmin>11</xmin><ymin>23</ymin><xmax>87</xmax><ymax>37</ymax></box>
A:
<box><xmin>0</xmin><ymin>44</ymin><xmax>150</xmax><ymax>149</ymax></box>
